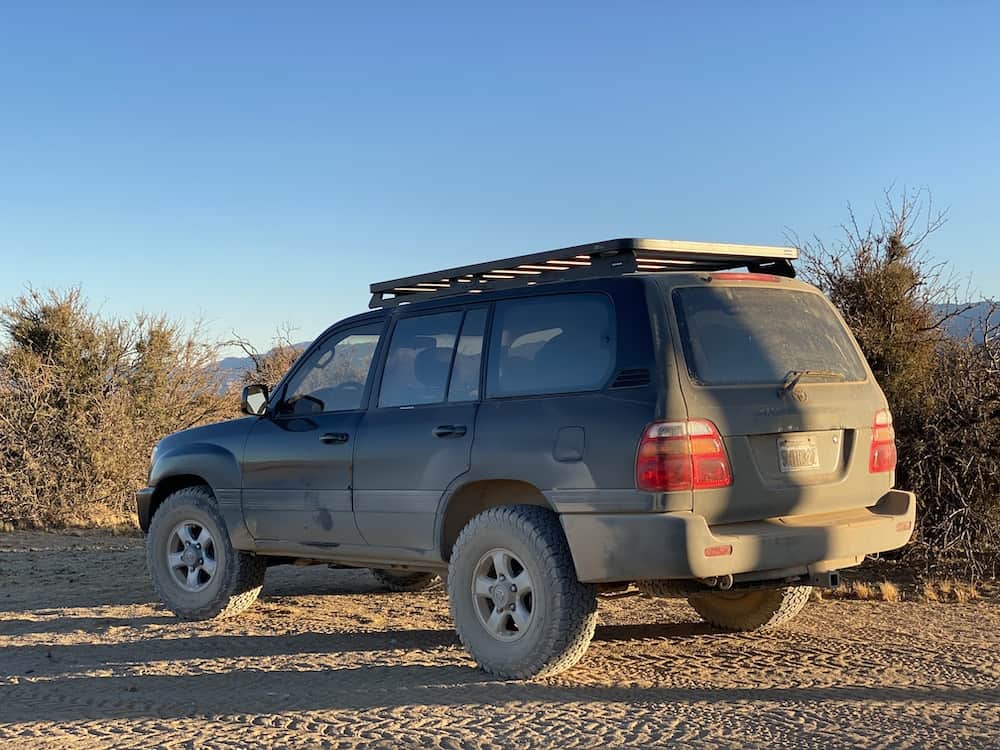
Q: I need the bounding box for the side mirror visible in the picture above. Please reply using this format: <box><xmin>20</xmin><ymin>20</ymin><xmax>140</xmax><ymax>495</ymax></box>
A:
<box><xmin>241</xmin><ymin>384</ymin><xmax>269</xmax><ymax>416</ymax></box>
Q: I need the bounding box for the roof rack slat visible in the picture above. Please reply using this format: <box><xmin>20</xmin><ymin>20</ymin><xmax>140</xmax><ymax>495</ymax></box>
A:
<box><xmin>369</xmin><ymin>237</ymin><xmax>797</xmax><ymax>308</ymax></box>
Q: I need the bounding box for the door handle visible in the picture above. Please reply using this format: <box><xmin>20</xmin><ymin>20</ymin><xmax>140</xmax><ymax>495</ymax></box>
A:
<box><xmin>432</xmin><ymin>424</ymin><xmax>467</xmax><ymax>438</ymax></box>
<box><xmin>320</xmin><ymin>432</ymin><xmax>350</xmax><ymax>444</ymax></box>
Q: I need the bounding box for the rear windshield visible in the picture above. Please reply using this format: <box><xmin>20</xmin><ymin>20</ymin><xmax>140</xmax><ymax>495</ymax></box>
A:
<box><xmin>672</xmin><ymin>286</ymin><xmax>867</xmax><ymax>386</ymax></box>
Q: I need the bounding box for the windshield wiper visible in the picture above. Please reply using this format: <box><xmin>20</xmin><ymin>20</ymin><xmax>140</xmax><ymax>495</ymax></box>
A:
<box><xmin>780</xmin><ymin>369</ymin><xmax>846</xmax><ymax>394</ymax></box>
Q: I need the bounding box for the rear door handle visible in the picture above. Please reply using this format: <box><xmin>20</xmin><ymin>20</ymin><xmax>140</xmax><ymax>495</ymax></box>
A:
<box><xmin>320</xmin><ymin>432</ymin><xmax>349</xmax><ymax>444</ymax></box>
<box><xmin>433</xmin><ymin>424</ymin><xmax>467</xmax><ymax>438</ymax></box>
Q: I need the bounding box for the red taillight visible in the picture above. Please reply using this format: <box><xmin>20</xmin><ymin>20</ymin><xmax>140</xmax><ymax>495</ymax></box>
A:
<box><xmin>709</xmin><ymin>272</ymin><xmax>780</xmax><ymax>282</ymax></box>
<box><xmin>869</xmin><ymin>409</ymin><xmax>897</xmax><ymax>473</ymax></box>
<box><xmin>636</xmin><ymin>419</ymin><xmax>733</xmax><ymax>492</ymax></box>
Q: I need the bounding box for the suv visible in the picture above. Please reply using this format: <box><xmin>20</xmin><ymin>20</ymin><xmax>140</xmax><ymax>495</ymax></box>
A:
<box><xmin>137</xmin><ymin>238</ymin><xmax>915</xmax><ymax>679</ymax></box>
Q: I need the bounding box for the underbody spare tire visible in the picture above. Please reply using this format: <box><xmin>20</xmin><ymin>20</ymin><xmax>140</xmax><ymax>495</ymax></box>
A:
<box><xmin>146</xmin><ymin>485</ymin><xmax>266</xmax><ymax>620</ymax></box>
<box><xmin>687</xmin><ymin>586</ymin><xmax>812</xmax><ymax>631</ymax></box>
<box><xmin>370</xmin><ymin>568</ymin><xmax>438</xmax><ymax>592</ymax></box>
<box><xmin>448</xmin><ymin>505</ymin><xmax>598</xmax><ymax>679</ymax></box>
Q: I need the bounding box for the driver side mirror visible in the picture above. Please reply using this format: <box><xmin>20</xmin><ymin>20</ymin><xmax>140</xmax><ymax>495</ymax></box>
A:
<box><xmin>241</xmin><ymin>384</ymin><xmax>269</xmax><ymax>416</ymax></box>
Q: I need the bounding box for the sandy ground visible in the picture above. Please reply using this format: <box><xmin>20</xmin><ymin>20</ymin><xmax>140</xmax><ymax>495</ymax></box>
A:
<box><xmin>0</xmin><ymin>531</ymin><xmax>998</xmax><ymax>749</ymax></box>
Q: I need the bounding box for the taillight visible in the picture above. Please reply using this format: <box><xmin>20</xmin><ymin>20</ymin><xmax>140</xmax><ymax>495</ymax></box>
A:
<box><xmin>636</xmin><ymin>419</ymin><xmax>733</xmax><ymax>492</ymax></box>
<box><xmin>869</xmin><ymin>409</ymin><xmax>897</xmax><ymax>473</ymax></box>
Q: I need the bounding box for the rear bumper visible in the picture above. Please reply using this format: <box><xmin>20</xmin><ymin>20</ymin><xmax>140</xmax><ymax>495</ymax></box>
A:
<box><xmin>136</xmin><ymin>487</ymin><xmax>155</xmax><ymax>533</ymax></box>
<box><xmin>561</xmin><ymin>489</ymin><xmax>916</xmax><ymax>583</ymax></box>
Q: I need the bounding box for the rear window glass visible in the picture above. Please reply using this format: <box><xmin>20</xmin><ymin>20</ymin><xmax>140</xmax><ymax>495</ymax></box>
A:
<box><xmin>672</xmin><ymin>287</ymin><xmax>867</xmax><ymax>386</ymax></box>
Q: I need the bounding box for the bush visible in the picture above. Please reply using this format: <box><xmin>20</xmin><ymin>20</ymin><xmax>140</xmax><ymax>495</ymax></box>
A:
<box><xmin>0</xmin><ymin>288</ymin><xmax>235</xmax><ymax>527</ymax></box>
<box><xmin>229</xmin><ymin>325</ymin><xmax>303</xmax><ymax>391</ymax></box>
<box><xmin>800</xmin><ymin>190</ymin><xmax>1000</xmax><ymax>579</ymax></box>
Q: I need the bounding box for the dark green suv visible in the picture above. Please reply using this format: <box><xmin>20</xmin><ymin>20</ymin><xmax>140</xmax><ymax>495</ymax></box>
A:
<box><xmin>137</xmin><ymin>238</ymin><xmax>915</xmax><ymax>678</ymax></box>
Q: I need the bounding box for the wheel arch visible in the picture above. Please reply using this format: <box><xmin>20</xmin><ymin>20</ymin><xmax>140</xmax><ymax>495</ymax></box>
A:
<box><xmin>146</xmin><ymin>474</ymin><xmax>215</xmax><ymax>530</ymax></box>
<box><xmin>437</xmin><ymin>479</ymin><xmax>555</xmax><ymax>562</ymax></box>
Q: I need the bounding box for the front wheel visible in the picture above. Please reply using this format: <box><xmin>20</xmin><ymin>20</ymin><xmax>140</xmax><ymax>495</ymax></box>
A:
<box><xmin>687</xmin><ymin>586</ymin><xmax>812</xmax><ymax>631</ymax></box>
<box><xmin>448</xmin><ymin>505</ymin><xmax>598</xmax><ymax>679</ymax></box>
<box><xmin>146</xmin><ymin>486</ymin><xmax>266</xmax><ymax>620</ymax></box>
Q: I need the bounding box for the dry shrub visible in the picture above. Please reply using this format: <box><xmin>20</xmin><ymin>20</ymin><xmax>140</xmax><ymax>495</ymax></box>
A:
<box><xmin>919</xmin><ymin>579</ymin><xmax>981</xmax><ymax>603</ymax></box>
<box><xmin>921</xmin><ymin>583</ymin><xmax>940</xmax><ymax>602</ymax></box>
<box><xmin>0</xmin><ymin>288</ymin><xmax>235</xmax><ymax>527</ymax></box>
<box><xmin>229</xmin><ymin>324</ymin><xmax>304</xmax><ymax>391</ymax></box>
<box><xmin>877</xmin><ymin>581</ymin><xmax>901</xmax><ymax>602</ymax></box>
<box><xmin>800</xmin><ymin>189</ymin><xmax>1000</xmax><ymax>580</ymax></box>
<box><xmin>829</xmin><ymin>580</ymin><xmax>903</xmax><ymax>601</ymax></box>
<box><xmin>851</xmin><ymin>581</ymin><xmax>876</xmax><ymax>600</ymax></box>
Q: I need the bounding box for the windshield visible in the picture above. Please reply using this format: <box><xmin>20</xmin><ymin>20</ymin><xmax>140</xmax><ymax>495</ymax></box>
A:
<box><xmin>671</xmin><ymin>286</ymin><xmax>868</xmax><ymax>386</ymax></box>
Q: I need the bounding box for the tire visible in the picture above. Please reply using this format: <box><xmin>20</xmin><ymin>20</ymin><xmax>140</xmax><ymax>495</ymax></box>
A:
<box><xmin>687</xmin><ymin>586</ymin><xmax>812</xmax><ymax>631</ymax></box>
<box><xmin>146</xmin><ymin>485</ymin><xmax>266</xmax><ymax>621</ymax></box>
<box><xmin>370</xmin><ymin>568</ymin><xmax>439</xmax><ymax>592</ymax></box>
<box><xmin>448</xmin><ymin>505</ymin><xmax>598</xmax><ymax>679</ymax></box>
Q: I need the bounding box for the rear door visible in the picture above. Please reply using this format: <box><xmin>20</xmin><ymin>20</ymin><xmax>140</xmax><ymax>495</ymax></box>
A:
<box><xmin>667</xmin><ymin>279</ymin><xmax>892</xmax><ymax>524</ymax></box>
<box><xmin>352</xmin><ymin>306</ymin><xmax>487</xmax><ymax>549</ymax></box>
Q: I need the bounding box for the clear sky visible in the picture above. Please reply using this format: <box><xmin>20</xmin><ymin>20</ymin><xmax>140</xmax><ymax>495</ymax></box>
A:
<box><xmin>2</xmin><ymin>2</ymin><xmax>998</xmax><ymax>351</ymax></box>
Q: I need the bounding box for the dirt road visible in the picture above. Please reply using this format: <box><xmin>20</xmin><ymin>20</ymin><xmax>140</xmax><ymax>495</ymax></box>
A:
<box><xmin>1</xmin><ymin>531</ymin><xmax>998</xmax><ymax>749</ymax></box>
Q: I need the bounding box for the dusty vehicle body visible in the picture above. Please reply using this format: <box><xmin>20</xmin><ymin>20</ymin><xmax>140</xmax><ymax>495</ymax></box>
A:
<box><xmin>138</xmin><ymin>238</ymin><xmax>915</xmax><ymax>677</ymax></box>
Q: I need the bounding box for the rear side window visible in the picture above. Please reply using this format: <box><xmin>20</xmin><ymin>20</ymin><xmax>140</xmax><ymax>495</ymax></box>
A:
<box><xmin>672</xmin><ymin>286</ymin><xmax>867</xmax><ymax>386</ymax></box>
<box><xmin>487</xmin><ymin>293</ymin><xmax>616</xmax><ymax>397</ymax></box>
<box><xmin>379</xmin><ymin>311</ymin><xmax>463</xmax><ymax>407</ymax></box>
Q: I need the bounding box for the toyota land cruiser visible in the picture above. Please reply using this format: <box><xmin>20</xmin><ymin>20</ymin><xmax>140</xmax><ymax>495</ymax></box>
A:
<box><xmin>137</xmin><ymin>238</ymin><xmax>915</xmax><ymax>678</ymax></box>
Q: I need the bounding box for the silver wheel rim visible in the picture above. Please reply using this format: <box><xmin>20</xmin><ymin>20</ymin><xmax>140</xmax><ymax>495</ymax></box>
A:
<box><xmin>166</xmin><ymin>520</ymin><xmax>218</xmax><ymax>592</ymax></box>
<box><xmin>472</xmin><ymin>547</ymin><xmax>534</xmax><ymax>642</ymax></box>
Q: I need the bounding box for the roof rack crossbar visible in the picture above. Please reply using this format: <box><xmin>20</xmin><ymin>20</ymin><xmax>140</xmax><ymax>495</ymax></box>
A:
<box><xmin>369</xmin><ymin>237</ymin><xmax>797</xmax><ymax>308</ymax></box>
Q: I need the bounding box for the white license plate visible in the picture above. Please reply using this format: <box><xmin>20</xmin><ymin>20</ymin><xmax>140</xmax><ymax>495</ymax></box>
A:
<box><xmin>778</xmin><ymin>437</ymin><xmax>820</xmax><ymax>472</ymax></box>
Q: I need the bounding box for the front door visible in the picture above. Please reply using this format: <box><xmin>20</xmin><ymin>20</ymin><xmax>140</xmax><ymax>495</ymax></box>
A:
<box><xmin>241</xmin><ymin>321</ymin><xmax>384</xmax><ymax>546</ymax></box>
<box><xmin>353</xmin><ymin>307</ymin><xmax>487</xmax><ymax>550</ymax></box>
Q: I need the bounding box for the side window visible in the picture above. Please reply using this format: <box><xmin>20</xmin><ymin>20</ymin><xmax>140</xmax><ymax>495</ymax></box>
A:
<box><xmin>447</xmin><ymin>308</ymin><xmax>487</xmax><ymax>402</ymax></box>
<box><xmin>487</xmin><ymin>294</ymin><xmax>616</xmax><ymax>398</ymax></box>
<box><xmin>379</xmin><ymin>311</ymin><xmax>463</xmax><ymax>408</ymax></box>
<box><xmin>277</xmin><ymin>323</ymin><xmax>382</xmax><ymax>416</ymax></box>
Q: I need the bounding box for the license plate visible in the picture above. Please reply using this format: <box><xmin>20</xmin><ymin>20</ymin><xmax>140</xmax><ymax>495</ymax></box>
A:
<box><xmin>778</xmin><ymin>437</ymin><xmax>820</xmax><ymax>472</ymax></box>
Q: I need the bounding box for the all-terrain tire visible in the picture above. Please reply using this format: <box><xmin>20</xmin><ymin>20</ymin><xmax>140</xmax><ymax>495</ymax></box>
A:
<box><xmin>448</xmin><ymin>505</ymin><xmax>598</xmax><ymax>679</ymax></box>
<box><xmin>146</xmin><ymin>486</ymin><xmax>266</xmax><ymax>621</ymax></box>
<box><xmin>687</xmin><ymin>586</ymin><xmax>812</xmax><ymax>631</ymax></box>
<box><xmin>370</xmin><ymin>568</ymin><xmax>439</xmax><ymax>592</ymax></box>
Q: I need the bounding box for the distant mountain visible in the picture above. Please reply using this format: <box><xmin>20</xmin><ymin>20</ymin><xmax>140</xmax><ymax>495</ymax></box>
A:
<box><xmin>935</xmin><ymin>301</ymin><xmax>997</xmax><ymax>338</ymax></box>
<box><xmin>217</xmin><ymin>342</ymin><xmax>309</xmax><ymax>386</ymax></box>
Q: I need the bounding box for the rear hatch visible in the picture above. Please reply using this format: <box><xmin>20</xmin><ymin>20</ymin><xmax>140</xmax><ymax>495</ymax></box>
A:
<box><xmin>665</xmin><ymin>277</ymin><xmax>893</xmax><ymax>525</ymax></box>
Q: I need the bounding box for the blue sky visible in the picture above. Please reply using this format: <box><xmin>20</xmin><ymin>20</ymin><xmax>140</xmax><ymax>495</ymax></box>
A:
<box><xmin>2</xmin><ymin>2</ymin><xmax>998</xmax><ymax>350</ymax></box>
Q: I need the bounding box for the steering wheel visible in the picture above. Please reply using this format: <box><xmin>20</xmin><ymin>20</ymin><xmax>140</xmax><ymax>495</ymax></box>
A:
<box><xmin>334</xmin><ymin>381</ymin><xmax>365</xmax><ymax>393</ymax></box>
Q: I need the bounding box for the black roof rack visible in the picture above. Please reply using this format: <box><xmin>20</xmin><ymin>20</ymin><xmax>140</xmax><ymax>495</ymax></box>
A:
<box><xmin>369</xmin><ymin>237</ymin><xmax>798</xmax><ymax>308</ymax></box>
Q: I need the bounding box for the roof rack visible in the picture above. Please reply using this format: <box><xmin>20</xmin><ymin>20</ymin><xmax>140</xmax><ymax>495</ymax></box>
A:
<box><xmin>369</xmin><ymin>237</ymin><xmax>798</xmax><ymax>308</ymax></box>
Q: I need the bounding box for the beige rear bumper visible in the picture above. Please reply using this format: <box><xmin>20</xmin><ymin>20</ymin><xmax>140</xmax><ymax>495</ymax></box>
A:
<box><xmin>562</xmin><ymin>489</ymin><xmax>916</xmax><ymax>583</ymax></box>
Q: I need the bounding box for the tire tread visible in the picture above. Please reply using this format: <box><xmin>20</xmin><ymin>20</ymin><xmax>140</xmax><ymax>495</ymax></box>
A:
<box><xmin>688</xmin><ymin>585</ymin><xmax>812</xmax><ymax>631</ymax></box>
<box><xmin>146</xmin><ymin>485</ymin><xmax>266</xmax><ymax>621</ymax></box>
<box><xmin>448</xmin><ymin>505</ymin><xmax>597</xmax><ymax>679</ymax></box>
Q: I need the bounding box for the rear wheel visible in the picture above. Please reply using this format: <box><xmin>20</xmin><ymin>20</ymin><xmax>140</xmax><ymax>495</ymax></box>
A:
<box><xmin>146</xmin><ymin>486</ymin><xmax>266</xmax><ymax>620</ymax></box>
<box><xmin>448</xmin><ymin>505</ymin><xmax>598</xmax><ymax>679</ymax></box>
<box><xmin>687</xmin><ymin>586</ymin><xmax>811</xmax><ymax>631</ymax></box>
<box><xmin>370</xmin><ymin>568</ymin><xmax>438</xmax><ymax>592</ymax></box>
